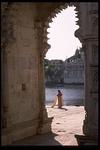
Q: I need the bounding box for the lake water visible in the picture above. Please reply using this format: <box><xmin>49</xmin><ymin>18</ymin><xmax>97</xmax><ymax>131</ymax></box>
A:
<box><xmin>45</xmin><ymin>85</ymin><xmax>85</xmax><ymax>106</ymax></box>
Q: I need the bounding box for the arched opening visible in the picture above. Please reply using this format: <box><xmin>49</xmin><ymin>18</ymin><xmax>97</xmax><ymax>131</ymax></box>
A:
<box><xmin>1</xmin><ymin>2</ymin><xmax>98</xmax><ymax>145</ymax></box>
<box><xmin>43</xmin><ymin>4</ymin><xmax>85</xmax><ymax>145</ymax></box>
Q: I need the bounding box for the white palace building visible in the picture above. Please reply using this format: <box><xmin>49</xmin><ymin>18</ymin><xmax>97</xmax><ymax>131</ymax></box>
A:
<box><xmin>64</xmin><ymin>48</ymin><xmax>84</xmax><ymax>84</ymax></box>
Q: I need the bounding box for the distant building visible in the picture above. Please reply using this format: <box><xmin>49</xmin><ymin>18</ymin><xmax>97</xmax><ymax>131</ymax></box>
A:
<box><xmin>64</xmin><ymin>48</ymin><xmax>84</xmax><ymax>84</ymax></box>
<box><xmin>44</xmin><ymin>48</ymin><xmax>84</xmax><ymax>85</ymax></box>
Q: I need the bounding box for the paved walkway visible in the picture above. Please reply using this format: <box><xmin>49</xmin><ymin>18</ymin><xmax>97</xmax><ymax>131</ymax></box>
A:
<box><xmin>13</xmin><ymin>105</ymin><xmax>85</xmax><ymax>146</ymax></box>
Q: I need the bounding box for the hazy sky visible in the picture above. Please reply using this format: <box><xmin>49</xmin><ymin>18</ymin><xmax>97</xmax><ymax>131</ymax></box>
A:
<box><xmin>45</xmin><ymin>6</ymin><xmax>82</xmax><ymax>61</ymax></box>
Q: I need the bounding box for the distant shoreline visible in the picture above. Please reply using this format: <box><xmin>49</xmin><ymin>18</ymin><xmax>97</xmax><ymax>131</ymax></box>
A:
<box><xmin>45</xmin><ymin>84</ymin><xmax>84</xmax><ymax>89</ymax></box>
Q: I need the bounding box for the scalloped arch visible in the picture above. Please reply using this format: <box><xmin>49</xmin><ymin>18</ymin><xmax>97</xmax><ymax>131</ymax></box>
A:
<box><xmin>42</xmin><ymin>2</ymin><xmax>80</xmax><ymax>56</ymax></box>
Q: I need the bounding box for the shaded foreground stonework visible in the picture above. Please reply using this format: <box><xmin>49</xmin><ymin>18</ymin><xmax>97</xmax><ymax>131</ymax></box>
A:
<box><xmin>13</xmin><ymin>106</ymin><xmax>85</xmax><ymax>145</ymax></box>
<box><xmin>1</xmin><ymin>2</ymin><xmax>98</xmax><ymax>145</ymax></box>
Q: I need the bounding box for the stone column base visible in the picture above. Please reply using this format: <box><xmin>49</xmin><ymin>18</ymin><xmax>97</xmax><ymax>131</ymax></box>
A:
<box><xmin>1</xmin><ymin>129</ymin><xmax>12</xmax><ymax>145</ymax></box>
<box><xmin>1</xmin><ymin>119</ymin><xmax>40</xmax><ymax>145</ymax></box>
<box><xmin>75</xmin><ymin>134</ymin><xmax>98</xmax><ymax>145</ymax></box>
<box><xmin>37</xmin><ymin>117</ymin><xmax>53</xmax><ymax>134</ymax></box>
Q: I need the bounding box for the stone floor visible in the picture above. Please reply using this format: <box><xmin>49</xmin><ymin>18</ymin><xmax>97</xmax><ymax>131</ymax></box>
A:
<box><xmin>13</xmin><ymin>105</ymin><xmax>85</xmax><ymax>146</ymax></box>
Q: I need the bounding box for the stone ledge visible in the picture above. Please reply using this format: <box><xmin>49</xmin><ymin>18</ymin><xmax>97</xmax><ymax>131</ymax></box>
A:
<box><xmin>1</xmin><ymin>120</ymin><xmax>39</xmax><ymax>145</ymax></box>
<box><xmin>75</xmin><ymin>134</ymin><xmax>98</xmax><ymax>145</ymax></box>
<box><xmin>11</xmin><ymin>124</ymin><xmax>38</xmax><ymax>142</ymax></box>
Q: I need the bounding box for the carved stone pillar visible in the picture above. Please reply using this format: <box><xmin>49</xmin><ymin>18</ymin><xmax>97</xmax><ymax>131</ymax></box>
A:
<box><xmin>1</xmin><ymin>3</ymin><xmax>14</xmax><ymax>145</ymax></box>
<box><xmin>34</xmin><ymin>18</ymin><xmax>53</xmax><ymax>134</ymax></box>
<box><xmin>83</xmin><ymin>42</ymin><xmax>98</xmax><ymax>138</ymax></box>
<box><xmin>1</xmin><ymin>50</ymin><xmax>12</xmax><ymax>145</ymax></box>
<box><xmin>75</xmin><ymin>3</ymin><xmax>98</xmax><ymax>145</ymax></box>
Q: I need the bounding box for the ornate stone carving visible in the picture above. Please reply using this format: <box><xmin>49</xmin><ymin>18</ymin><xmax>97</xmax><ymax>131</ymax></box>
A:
<box><xmin>91</xmin><ymin>45</ymin><xmax>98</xmax><ymax>65</ymax></box>
<box><xmin>1</xmin><ymin>3</ymin><xmax>15</xmax><ymax>50</ymax></box>
<box><xmin>91</xmin><ymin>16</ymin><xmax>98</xmax><ymax>36</ymax></box>
<box><xmin>89</xmin><ymin>67</ymin><xmax>98</xmax><ymax>93</ymax></box>
<box><xmin>90</xmin><ymin>3</ymin><xmax>98</xmax><ymax>12</ymax></box>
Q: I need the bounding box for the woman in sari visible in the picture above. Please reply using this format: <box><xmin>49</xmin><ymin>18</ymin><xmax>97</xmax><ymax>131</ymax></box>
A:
<box><xmin>51</xmin><ymin>90</ymin><xmax>63</xmax><ymax>108</ymax></box>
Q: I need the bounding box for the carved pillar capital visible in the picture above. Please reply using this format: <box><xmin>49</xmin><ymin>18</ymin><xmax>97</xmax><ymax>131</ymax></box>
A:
<box><xmin>34</xmin><ymin>18</ymin><xmax>51</xmax><ymax>60</ymax></box>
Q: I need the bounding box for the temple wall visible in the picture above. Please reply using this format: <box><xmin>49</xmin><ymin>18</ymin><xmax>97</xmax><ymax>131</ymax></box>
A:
<box><xmin>8</xmin><ymin>3</ymin><xmax>39</xmax><ymax>124</ymax></box>
<box><xmin>1</xmin><ymin>3</ymin><xmax>41</xmax><ymax>144</ymax></box>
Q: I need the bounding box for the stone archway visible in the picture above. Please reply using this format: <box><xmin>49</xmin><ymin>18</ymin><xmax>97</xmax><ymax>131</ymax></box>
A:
<box><xmin>41</xmin><ymin>2</ymin><xmax>98</xmax><ymax>144</ymax></box>
<box><xmin>1</xmin><ymin>2</ymin><xmax>98</xmax><ymax>145</ymax></box>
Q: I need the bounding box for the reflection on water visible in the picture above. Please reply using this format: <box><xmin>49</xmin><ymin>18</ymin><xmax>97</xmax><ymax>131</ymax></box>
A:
<box><xmin>45</xmin><ymin>85</ymin><xmax>85</xmax><ymax>106</ymax></box>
